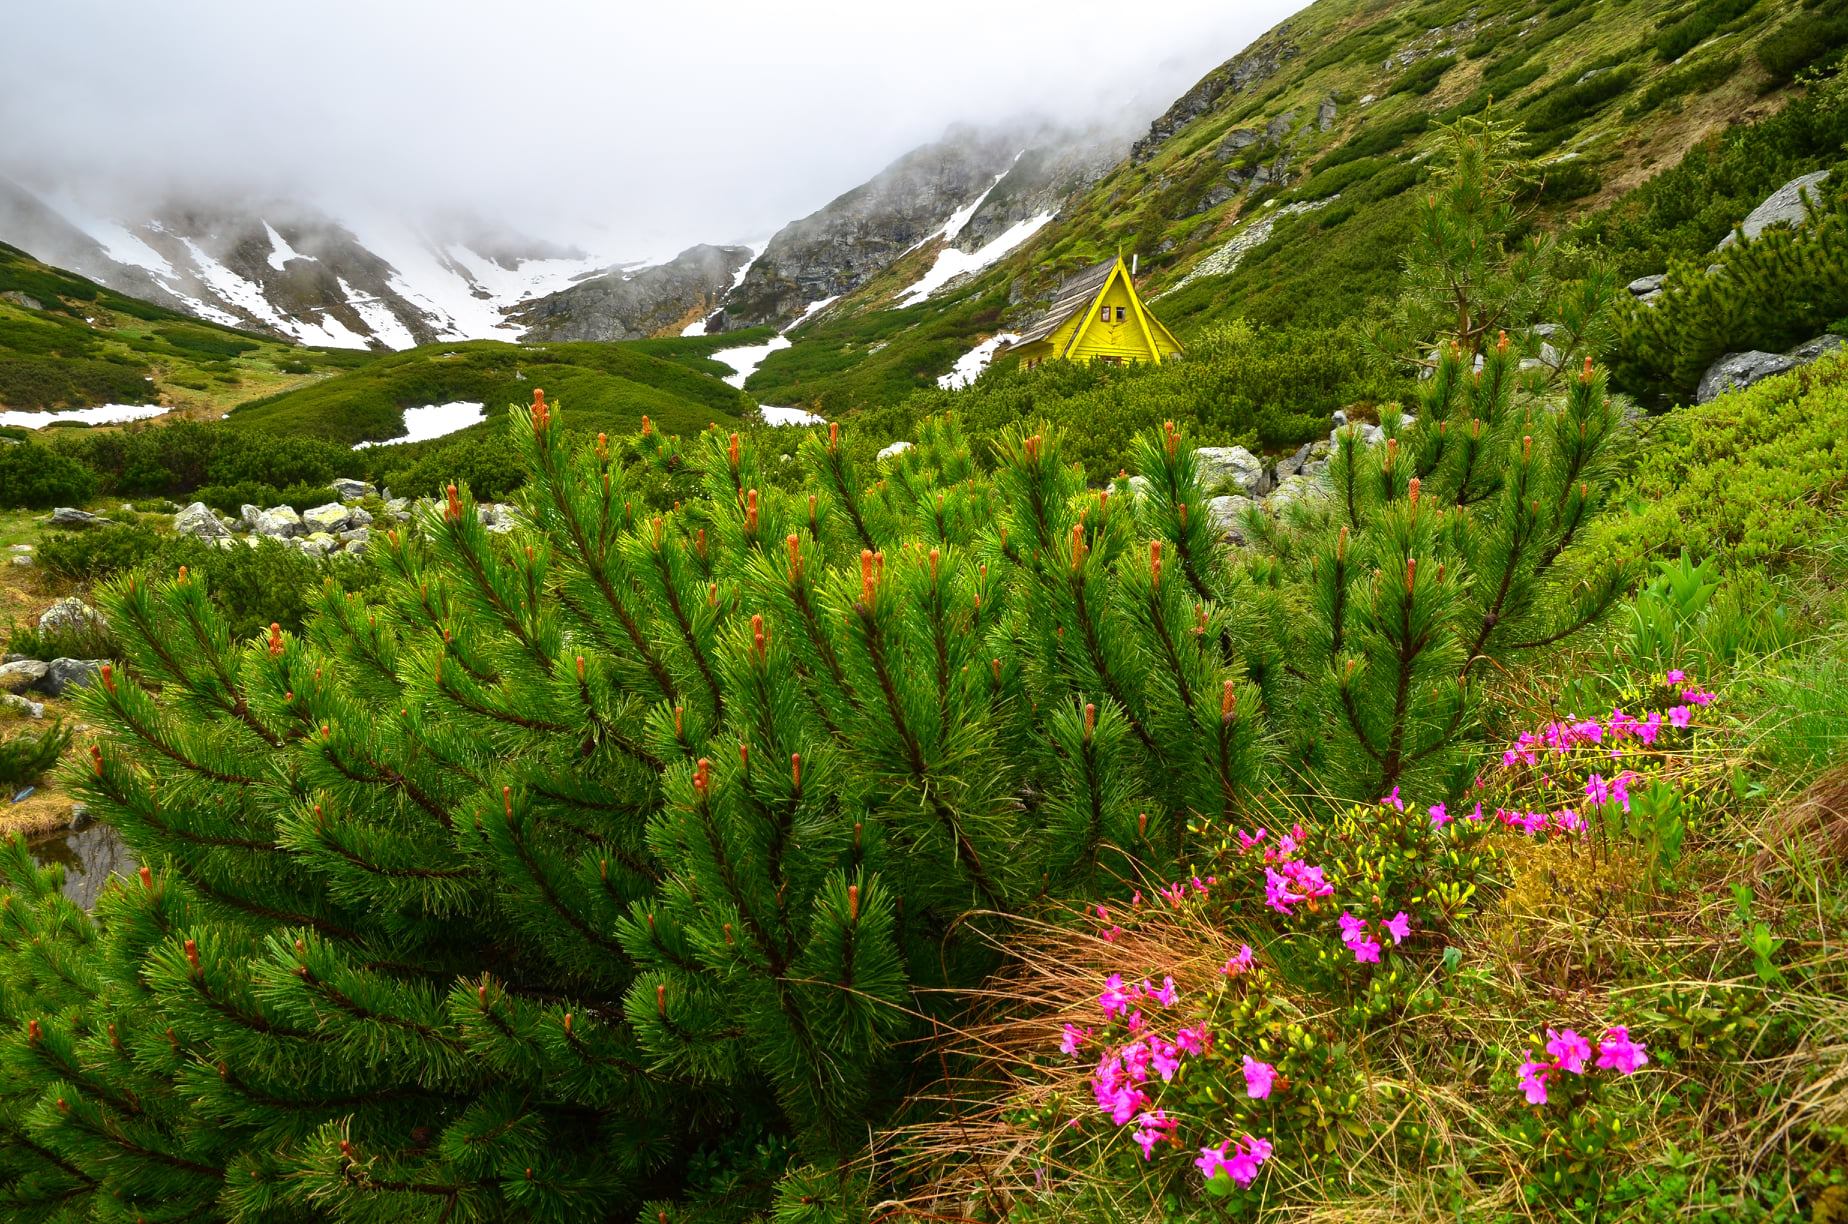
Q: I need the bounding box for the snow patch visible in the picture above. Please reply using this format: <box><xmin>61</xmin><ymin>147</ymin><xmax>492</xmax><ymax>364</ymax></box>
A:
<box><xmin>895</xmin><ymin>211</ymin><xmax>1054</xmax><ymax>308</ymax></box>
<box><xmin>264</xmin><ymin>222</ymin><xmax>311</xmax><ymax>271</ymax></box>
<box><xmin>938</xmin><ymin>333</ymin><xmax>1020</xmax><ymax>390</ymax></box>
<box><xmin>352</xmin><ymin>402</ymin><xmax>487</xmax><ymax>449</ymax></box>
<box><xmin>758</xmin><ymin>404</ymin><xmax>826</xmax><ymax>427</ymax></box>
<box><xmin>787</xmin><ymin>295</ymin><xmax>839</xmax><ymax>330</ymax></box>
<box><xmin>708</xmin><ymin>335</ymin><xmax>792</xmax><ymax>389</ymax></box>
<box><xmin>1</xmin><ymin>403</ymin><xmax>169</xmax><ymax>429</ymax></box>
<box><xmin>337</xmin><ymin>277</ymin><xmax>419</xmax><ymax>350</ymax></box>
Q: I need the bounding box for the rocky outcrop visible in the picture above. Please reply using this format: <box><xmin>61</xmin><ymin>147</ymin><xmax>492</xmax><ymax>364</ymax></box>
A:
<box><xmin>510</xmin><ymin>244</ymin><xmax>754</xmax><ymax>341</ymax></box>
<box><xmin>38</xmin><ymin>597</ymin><xmax>105</xmax><ymax>633</ymax></box>
<box><xmin>721</xmin><ymin>127</ymin><xmax>1026</xmax><ymax>331</ymax></box>
<box><xmin>173</xmin><ymin>501</ymin><xmax>231</xmax><ymax>541</ymax></box>
<box><xmin>1131</xmin><ymin>32</ymin><xmax>1298</xmax><ymax>164</ymax></box>
<box><xmin>953</xmin><ymin>130</ymin><xmax>1125</xmax><ymax>253</ymax></box>
<box><xmin>42</xmin><ymin>508</ymin><xmax>109</xmax><ymax>529</ymax></box>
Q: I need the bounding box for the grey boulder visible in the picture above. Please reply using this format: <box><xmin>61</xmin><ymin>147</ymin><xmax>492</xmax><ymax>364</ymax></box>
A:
<box><xmin>1718</xmin><ymin>171</ymin><xmax>1830</xmax><ymax>249</ymax></box>
<box><xmin>1207</xmin><ymin>494</ymin><xmax>1254</xmax><ymax>540</ymax></box>
<box><xmin>39</xmin><ymin>658</ymin><xmax>104</xmax><ymax>698</ymax></box>
<box><xmin>1</xmin><ymin>693</ymin><xmax>44</xmax><ymax>719</ymax></box>
<box><xmin>1695</xmin><ymin>351</ymin><xmax>1797</xmax><ymax>404</ymax></box>
<box><xmin>39</xmin><ymin>597</ymin><xmax>104</xmax><ymax>632</ymax></box>
<box><xmin>1195</xmin><ymin>446</ymin><xmax>1265</xmax><ymax>497</ymax></box>
<box><xmin>43</xmin><ymin>507</ymin><xmax>109</xmax><ymax>529</ymax></box>
<box><xmin>254</xmin><ymin>506</ymin><xmax>303</xmax><ymax>538</ymax></box>
<box><xmin>330</xmin><ymin>478</ymin><xmax>377</xmax><ymax>501</ymax></box>
<box><xmin>173</xmin><ymin>501</ymin><xmax>230</xmax><ymax>540</ymax></box>
<box><xmin>0</xmin><ymin>659</ymin><xmax>49</xmax><ymax>693</ymax></box>
<box><xmin>301</xmin><ymin>503</ymin><xmax>353</xmax><ymax>534</ymax></box>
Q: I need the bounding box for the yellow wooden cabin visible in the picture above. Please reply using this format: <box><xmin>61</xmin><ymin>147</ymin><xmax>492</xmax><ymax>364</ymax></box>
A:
<box><xmin>1007</xmin><ymin>254</ymin><xmax>1183</xmax><ymax>369</ymax></box>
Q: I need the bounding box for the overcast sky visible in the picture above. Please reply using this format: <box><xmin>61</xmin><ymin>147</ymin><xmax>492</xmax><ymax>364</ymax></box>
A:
<box><xmin>1</xmin><ymin>0</ymin><xmax>1303</xmax><ymax>260</ymax></box>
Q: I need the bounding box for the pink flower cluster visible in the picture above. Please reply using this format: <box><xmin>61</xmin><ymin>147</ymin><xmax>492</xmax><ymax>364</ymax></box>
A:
<box><xmin>1196</xmin><ymin>1135</ymin><xmax>1273</xmax><ymax>1188</ymax></box>
<box><xmin>1238</xmin><ymin>825</ymin><xmax>1335</xmax><ymax>916</ymax></box>
<box><xmin>1338</xmin><ymin>910</ymin><xmax>1410</xmax><ymax>963</ymax></box>
<box><xmin>1094</xmin><ymin>874</ymin><xmax>1221</xmax><ymax>941</ymax></box>
<box><xmin>1516</xmin><ymin>1025</ymin><xmax>1649</xmax><ymax>1104</ymax></box>
<box><xmin>1084</xmin><ymin>974</ymin><xmax>1210</xmax><ymax>1152</ymax></box>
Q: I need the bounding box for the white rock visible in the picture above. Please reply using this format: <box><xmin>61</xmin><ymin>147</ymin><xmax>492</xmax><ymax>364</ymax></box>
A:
<box><xmin>1718</xmin><ymin>171</ymin><xmax>1831</xmax><ymax>249</ymax></box>
<box><xmin>1194</xmin><ymin>446</ymin><xmax>1265</xmax><ymax>497</ymax></box>
<box><xmin>39</xmin><ymin>597</ymin><xmax>104</xmax><ymax>632</ymax></box>
<box><xmin>254</xmin><ymin>506</ymin><xmax>303</xmax><ymax>538</ymax></box>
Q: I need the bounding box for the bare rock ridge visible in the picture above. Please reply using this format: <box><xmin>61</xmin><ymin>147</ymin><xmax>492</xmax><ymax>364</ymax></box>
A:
<box><xmin>718</xmin><ymin>126</ymin><xmax>1028</xmax><ymax>331</ymax></box>
<box><xmin>1129</xmin><ymin>30</ymin><xmax>1298</xmax><ymax>165</ymax></box>
<box><xmin>509</xmin><ymin>244</ymin><xmax>755</xmax><ymax>341</ymax></box>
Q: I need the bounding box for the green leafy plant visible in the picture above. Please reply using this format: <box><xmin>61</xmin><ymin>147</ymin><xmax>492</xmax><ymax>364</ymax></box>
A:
<box><xmin>0</xmin><ymin>721</ymin><xmax>72</xmax><ymax>789</ymax></box>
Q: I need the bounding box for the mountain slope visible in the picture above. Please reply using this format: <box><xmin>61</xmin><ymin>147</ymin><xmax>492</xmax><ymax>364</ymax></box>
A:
<box><xmin>507</xmin><ymin>244</ymin><xmax>754</xmax><ymax>342</ymax></box>
<box><xmin>745</xmin><ymin>0</ymin><xmax>1814</xmax><ymax>416</ymax></box>
<box><xmin>0</xmin><ymin>239</ymin><xmax>367</xmax><ymax>417</ymax></box>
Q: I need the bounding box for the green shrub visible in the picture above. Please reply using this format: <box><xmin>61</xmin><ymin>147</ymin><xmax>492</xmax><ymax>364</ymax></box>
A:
<box><xmin>1591</xmin><ymin>350</ymin><xmax>1848</xmax><ymax>566</ymax></box>
<box><xmin>1611</xmin><ymin>182</ymin><xmax>1848</xmax><ymax>402</ymax></box>
<box><xmin>1388</xmin><ymin>54</ymin><xmax>1457</xmax><ymax>97</ymax></box>
<box><xmin>0</xmin><ymin>355</ymin><xmax>155</xmax><ymax>409</ymax></box>
<box><xmin>4</xmin><ymin>618</ymin><xmax>120</xmax><ymax>663</ymax></box>
<box><xmin>1757</xmin><ymin>7</ymin><xmax>1848</xmax><ymax>85</ymax></box>
<box><xmin>1625</xmin><ymin>53</ymin><xmax>1742</xmax><ymax>116</ymax></box>
<box><xmin>0</xmin><ymin>721</ymin><xmax>71</xmax><ymax>789</ymax></box>
<box><xmin>0</xmin><ymin>440</ymin><xmax>97</xmax><ymax>509</ymax></box>
<box><xmin>1654</xmin><ymin>0</ymin><xmax>1759</xmax><ymax>60</ymax></box>
<box><xmin>31</xmin><ymin>524</ymin><xmax>167</xmax><ymax>584</ymax></box>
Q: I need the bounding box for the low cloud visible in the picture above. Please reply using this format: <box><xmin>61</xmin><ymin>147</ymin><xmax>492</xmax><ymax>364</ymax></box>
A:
<box><xmin>1</xmin><ymin>0</ymin><xmax>1303</xmax><ymax>260</ymax></box>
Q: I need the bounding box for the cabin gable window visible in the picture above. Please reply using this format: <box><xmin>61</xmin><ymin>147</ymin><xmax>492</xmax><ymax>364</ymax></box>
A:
<box><xmin>1099</xmin><ymin>305</ymin><xmax>1110</xmax><ymax>322</ymax></box>
<box><xmin>1115</xmin><ymin>306</ymin><xmax>1126</xmax><ymax>321</ymax></box>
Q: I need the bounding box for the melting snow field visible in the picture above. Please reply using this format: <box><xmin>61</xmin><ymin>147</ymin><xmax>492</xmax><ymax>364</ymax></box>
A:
<box><xmin>1</xmin><ymin>404</ymin><xmax>170</xmax><ymax>429</ymax></box>
<box><xmin>758</xmin><ymin>405</ymin><xmax>826</xmax><ymax>427</ymax></box>
<box><xmin>938</xmin><ymin>333</ymin><xmax>1021</xmax><ymax>390</ymax></box>
<box><xmin>351</xmin><ymin>401</ymin><xmax>487</xmax><ymax>449</ymax></box>
<box><xmin>895</xmin><ymin>211</ymin><xmax>1055</xmax><ymax>308</ymax></box>
<box><xmin>709</xmin><ymin>335</ymin><xmax>792</xmax><ymax>389</ymax></box>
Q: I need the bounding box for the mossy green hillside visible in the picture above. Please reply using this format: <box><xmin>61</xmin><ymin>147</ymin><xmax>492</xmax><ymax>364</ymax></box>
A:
<box><xmin>0</xmin><ymin>241</ymin><xmax>369</xmax><ymax>413</ymax></box>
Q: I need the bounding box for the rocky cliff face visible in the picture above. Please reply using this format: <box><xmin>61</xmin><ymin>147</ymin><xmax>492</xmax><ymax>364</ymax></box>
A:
<box><xmin>507</xmin><ymin>243</ymin><xmax>753</xmax><ymax>341</ymax></box>
<box><xmin>718</xmin><ymin>126</ymin><xmax>1027</xmax><ymax>331</ymax></box>
<box><xmin>1129</xmin><ymin>31</ymin><xmax>1298</xmax><ymax>165</ymax></box>
<box><xmin>953</xmin><ymin>128</ymin><xmax>1125</xmax><ymax>252</ymax></box>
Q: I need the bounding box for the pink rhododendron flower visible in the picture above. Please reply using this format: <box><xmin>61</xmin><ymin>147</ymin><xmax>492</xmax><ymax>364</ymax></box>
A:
<box><xmin>1220</xmin><ymin>945</ymin><xmax>1254</xmax><ymax>976</ymax></box>
<box><xmin>1668</xmin><ymin>705</ymin><xmax>1692</xmax><ymax>728</ymax></box>
<box><xmin>1610</xmin><ymin>772</ymin><xmax>1633</xmax><ymax>813</ymax></box>
<box><xmin>1243</xmin><ymin>1056</ymin><xmax>1276</xmax><ymax>1099</ymax></box>
<box><xmin>1176</xmin><ymin>1023</ymin><xmax>1212</xmax><ymax>1055</ymax></box>
<box><xmin>1350</xmin><ymin>936</ymin><xmax>1382</xmax><ymax>964</ymax></box>
<box><xmin>1061</xmin><ymin>1024</ymin><xmax>1091</xmax><ymax>1057</ymax></box>
<box><xmin>1160</xmin><ymin>882</ymin><xmax>1186</xmax><ymax>908</ymax></box>
<box><xmin>1596</xmin><ymin>1026</ymin><xmax>1649</xmax><ymax>1074</ymax></box>
<box><xmin>1552</xmin><ymin>808</ymin><xmax>1585</xmax><ymax>834</ymax></box>
<box><xmin>1099</xmin><ymin>975</ymin><xmax>1132</xmax><ymax>1020</ymax></box>
<box><xmin>1586</xmin><ymin>773</ymin><xmax>1611</xmax><ymax>805</ymax></box>
<box><xmin>1683</xmin><ymin>687</ymin><xmax>1715</xmax><ymax>706</ymax></box>
<box><xmin>1666</xmin><ymin>668</ymin><xmax>1685</xmax><ymax>683</ymax></box>
<box><xmin>1264</xmin><ymin>867</ymin><xmax>1302</xmax><ymax>915</ymax></box>
<box><xmin>1198</xmin><ymin>1136</ymin><xmax>1274</xmax><ymax>1187</ymax></box>
<box><xmin>1132</xmin><ymin>1110</ymin><xmax>1177</xmax><ymax>1159</ymax></box>
<box><xmin>1100</xmin><ymin>925</ymin><xmax>1122</xmax><ymax>942</ymax></box>
<box><xmin>1546</xmin><ymin>1028</ymin><xmax>1591</xmax><ymax>1074</ymax></box>
<box><xmin>1517</xmin><ymin>1053</ymin><xmax>1551</xmax><ymax>1105</ymax></box>
<box><xmin>1148</xmin><ymin>1038</ymin><xmax>1181</xmax><ymax>1082</ymax></box>
<box><xmin>1382</xmin><ymin>786</ymin><xmax>1405</xmax><ymax>811</ymax></box>
<box><xmin>1237</xmin><ymin>827</ymin><xmax>1268</xmax><ymax>851</ymax></box>
<box><xmin>1429</xmin><ymin>802</ymin><xmax>1450</xmax><ymax>827</ymax></box>
<box><xmin>1144</xmin><ymin>975</ymin><xmax>1179</xmax><ymax>1008</ymax></box>
<box><xmin>1338</xmin><ymin>911</ymin><xmax>1366</xmax><ymax>941</ymax></box>
<box><xmin>1385</xmin><ymin>911</ymin><xmax>1411</xmax><ymax>945</ymax></box>
<box><xmin>1467</xmin><ymin>801</ymin><xmax>1485</xmax><ymax>821</ymax></box>
<box><xmin>1637</xmin><ymin>711</ymin><xmax>1662</xmax><ymax>745</ymax></box>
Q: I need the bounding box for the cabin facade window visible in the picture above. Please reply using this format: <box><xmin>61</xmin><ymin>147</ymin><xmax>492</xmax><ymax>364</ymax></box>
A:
<box><xmin>1099</xmin><ymin>306</ymin><xmax>1110</xmax><ymax>322</ymax></box>
<box><xmin>1115</xmin><ymin>306</ymin><xmax>1126</xmax><ymax>321</ymax></box>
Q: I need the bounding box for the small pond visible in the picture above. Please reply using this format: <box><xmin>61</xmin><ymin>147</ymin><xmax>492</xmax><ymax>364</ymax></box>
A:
<box><xmin>30</xmin><ymin>822</ymin><xmax>135</xmax><ymax>909</ymax></box>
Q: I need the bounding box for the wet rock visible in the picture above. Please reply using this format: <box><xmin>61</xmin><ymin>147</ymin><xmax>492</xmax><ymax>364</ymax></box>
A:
<box><xmin>67</xmin><ymin>802</ymin><xmax>92</xmax><ymax>830</ymax></box>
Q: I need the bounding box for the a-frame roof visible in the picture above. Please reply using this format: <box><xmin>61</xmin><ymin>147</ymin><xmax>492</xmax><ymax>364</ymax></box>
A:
<box><xmin>1014</xmin><ymin>258</ymin><xmax>1119</xmax><ymax>347</ymax></box>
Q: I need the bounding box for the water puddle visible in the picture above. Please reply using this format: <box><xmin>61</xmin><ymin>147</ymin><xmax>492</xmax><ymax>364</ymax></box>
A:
<box><xmin>30</xmin><ymin>822</ymin><xmax>135</xmax><ymax>910</ymax></box>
